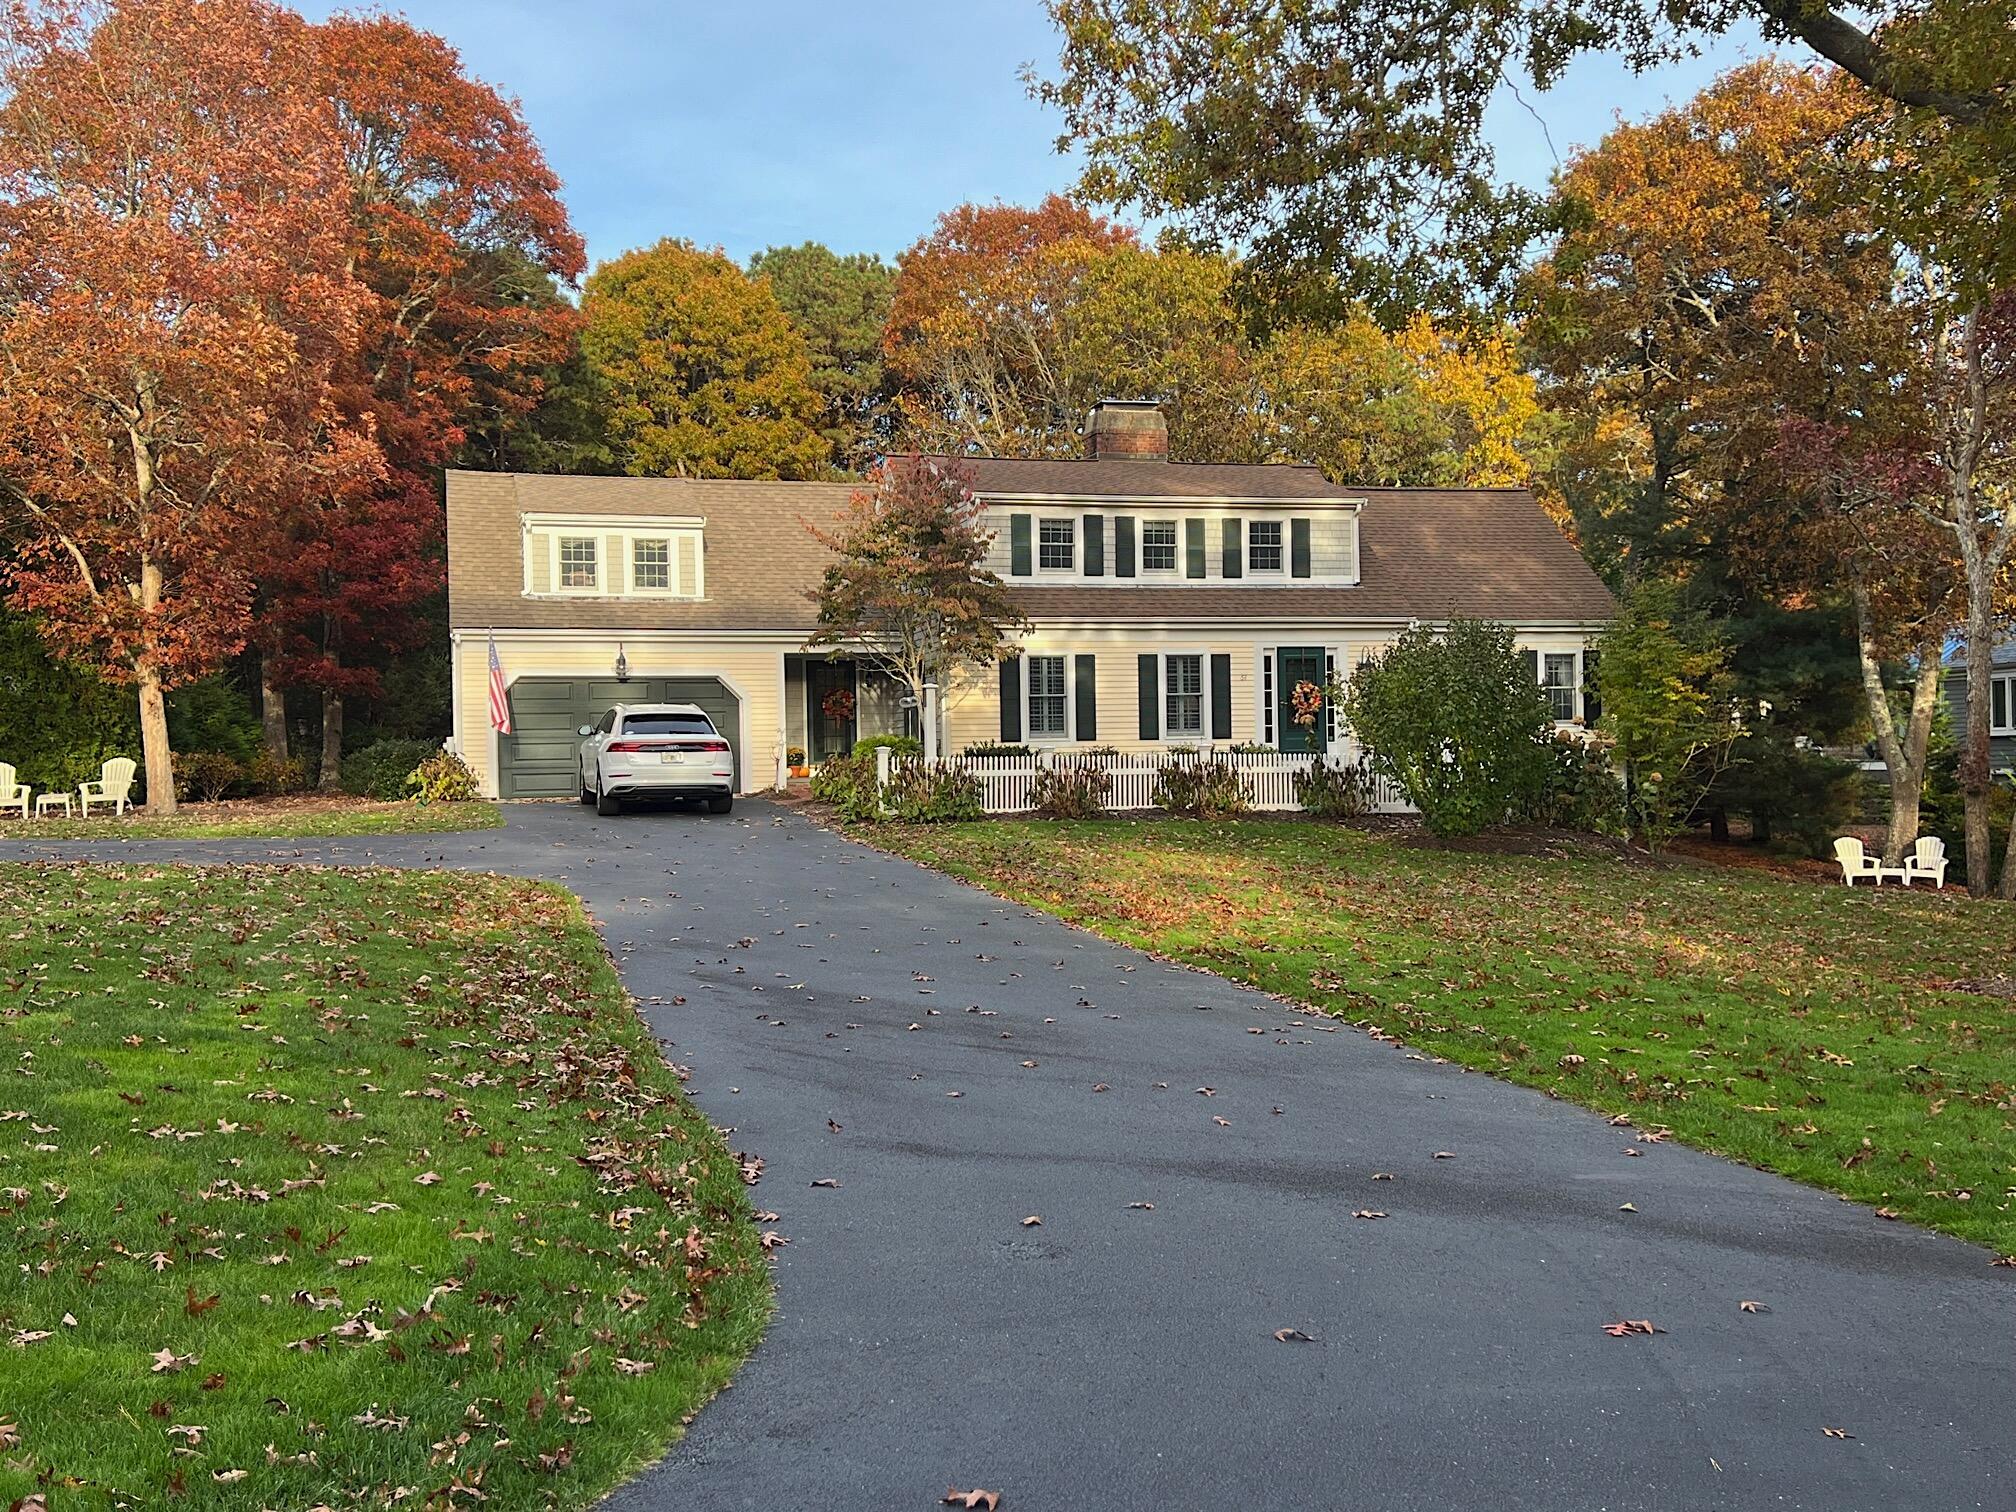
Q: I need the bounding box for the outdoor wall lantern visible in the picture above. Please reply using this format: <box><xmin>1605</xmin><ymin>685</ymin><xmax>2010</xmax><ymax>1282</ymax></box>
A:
<box><xmin>614</xmin><ymin>644</ymin><xmax>630</xmax><ymax>683</ymax></box>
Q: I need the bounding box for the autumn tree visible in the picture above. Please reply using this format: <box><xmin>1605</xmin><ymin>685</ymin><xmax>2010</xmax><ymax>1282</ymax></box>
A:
<box><xmin>1523</xmin><ymin>64</ymin><xmax>1947</xmax><ymax>852</ymax></box>
<box><xmin>749</xmin><ymin>242</ymin><xmax>897</xmax><ymax>473</ymax></box>
<box><xmin>256</xmin><ymin>13</ymin><xmax>584</xmax><ymax>785</ymax></box>
<box><xmin>582</xmin><ymin>239</ymin><xmax>828</xmax><ymax>481</ymax></box>
<box><xmin>804</xmin><ymin>455</ymin><xmax>1030</xmax><ymax>752</ymax></box>
<box><xmin>0</xmin><ymin>0</ymin><xmax>376</xmax><ymax>814</ymax></box>
<box><xmin>1039</xmin><ymin>1</ymin><xmax>2015</xmax><ymax>316</ymax></box>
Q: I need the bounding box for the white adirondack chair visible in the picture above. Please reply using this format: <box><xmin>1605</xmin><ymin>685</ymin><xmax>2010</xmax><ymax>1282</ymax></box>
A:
<box><xmin>1903</xmin><ymin>835</ymin><xmax>1949</xmax><ymax>889</ymax></box>
<box><xmin>1833</xmin><ymin>836</ymin><xmax>1882</xmax><ymax>886</ymax></box>
<box><xmin>0</xmin><ymin>763</ymin><xmax>28</xmax><ymax>819</ymax></box>
<box><xmin>79</xmin><ymin>757</ymin><xmax>137</xmax><ymax>817</ymax></box>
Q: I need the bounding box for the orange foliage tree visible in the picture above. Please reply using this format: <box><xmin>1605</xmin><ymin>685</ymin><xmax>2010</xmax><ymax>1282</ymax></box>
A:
<box><xmin>255</xmin><ymin>12</ymin><xmax>584</xmax><ymax>784</ymax></box>
<box><xmin>0</xmin><ymin>0</ymin><xmax>377</xmax><ymax>813</ymax></box>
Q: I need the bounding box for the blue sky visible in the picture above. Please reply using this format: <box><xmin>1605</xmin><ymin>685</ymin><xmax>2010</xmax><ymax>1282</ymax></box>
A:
<box><xmin>311</xmin><ymin>2</ymin><xmax>1769</xmax><ymax>279</ymax></box>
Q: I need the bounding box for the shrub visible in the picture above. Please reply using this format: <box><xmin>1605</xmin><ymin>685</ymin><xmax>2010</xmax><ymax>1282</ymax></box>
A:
<box><xmin>342</xmin><ymin>738</ymin><xmax>439</xmax><ymax>801</ymax></box>
<box><xmin>1153</xmin><ymin>757</ymin><xmax>1248</xmax><ymax>819</ymax></box>
<box><xmin>1228</xmin><ymin>741</ymin><xmax>1275</xmax><ymax>755</ymax></box>
<box><xmin>1532</xmin><ymin>734</ymin><xmax>1627</xmax><ymax>835</ymax></box>
<box><xmin>961</xmin><ymin>741</ymin><xmax>1030</xmax><ymax>757</ymax></box>
<box><xmin>1341</xmin><ymin>618</ymin><xmax>1555</xmax><ymax>837</ymax></box>
<box><xmin>808</xmin><ymin>752</ymin><xmax>882</xmax><ymax>820</ymax></box>
<box><xmin>172</xmin><ymin>751</ymin><xmax>242</xmax><ymax>804</ymax></box>
<box><xmin>1703</xmin><ymin>735</ymin><xmax>1863</xmax><ymax>856</ymax></box>
<box><xmin>853</xmin><ymin>733</ymin><xmax>922</xmax><ymax>760</ymax></box>
<box><xmin>1294</xmin><ymin>753</ymin><xmax>1371</xmax><ymax>819</ymax></box>
<box><xmin>166</xmin><ymin>674</ymin><xmax>263</xmax><ymax>763</ymax></box>
<box><xmin>243</xmin><ymin>748</ymin><xmax>311</xmax><ymax>796</ymax></box>
<box><xmin>1030</xmin><ymin>763</ymin><xmax>1110</xmax><ymax>819</ymax></box>
<box><xmin>405</xmin><ymin>751</ymin><xmax>479</xmax><ymax>804</ymax></box>
<box><xmin>884</xmin><ymin>758</ymin><xmax>983</xmax><ymax>822</ymax></box>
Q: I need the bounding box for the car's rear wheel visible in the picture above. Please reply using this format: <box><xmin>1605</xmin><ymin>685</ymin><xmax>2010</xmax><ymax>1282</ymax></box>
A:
<box><xmin>578</xmin><ymin>776</ymin><xmax>594</xmax><ymax>805</ymax></box>
<box><xmin>708</xmin><ymin>794</ymin><xmax>733</xmax><ymax>814</ymax></box>
<box><xmin>595</xmin><ymin>776</ymin><xmax>621</xmax><ymax>816</ymax></box>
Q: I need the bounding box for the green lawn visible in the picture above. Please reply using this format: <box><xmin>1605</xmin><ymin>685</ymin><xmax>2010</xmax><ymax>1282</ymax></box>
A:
<box><xmin>879</xmin><ymin>819</ymin><xmax>2016</xmax><ymax>1257</ymax></box>
<box><xmin>0</xmin><ymin>798</ymin><xmax>502</xmax><ymax>841</ymax></box>
<box><xmin>0</xmin><ymin>863</ymin><xmax>769</xmax><ymax>1509</ymax></box>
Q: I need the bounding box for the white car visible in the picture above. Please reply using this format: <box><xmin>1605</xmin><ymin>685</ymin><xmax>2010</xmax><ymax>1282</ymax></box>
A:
<box><xmin>578</xmin><ymin>703</ymin><xmax>734</xmax><ymax>815</ymax></box>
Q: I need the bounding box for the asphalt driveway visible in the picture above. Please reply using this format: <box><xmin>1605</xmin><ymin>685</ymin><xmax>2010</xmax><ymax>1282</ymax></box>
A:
<box><xmin>6</xmin><ymin>801</ymin><xmax>2011</xmax><ymax>1510</ymax></box>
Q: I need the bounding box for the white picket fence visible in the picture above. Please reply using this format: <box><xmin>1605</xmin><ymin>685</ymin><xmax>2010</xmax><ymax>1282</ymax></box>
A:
<box><xmin>882</xmin><ymin>746</ymin><xmax>1413</xmax><ymax>816</ymax></box>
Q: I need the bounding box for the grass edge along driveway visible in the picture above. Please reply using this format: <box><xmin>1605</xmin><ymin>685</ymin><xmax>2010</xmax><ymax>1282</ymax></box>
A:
<box><xmin>0</xmin><ymin>798</ymin><xmax>504</xmax><ymax>841</ymax></box>
<box><xmin>0</xmin><ymin>861</ymin><xmax>770</xmax><ymax>1510</ymax></box>
<box><xmin>877</xmin><ymin>818</ymin><xmax>2016</xmax><ymax>1259</ymax></box>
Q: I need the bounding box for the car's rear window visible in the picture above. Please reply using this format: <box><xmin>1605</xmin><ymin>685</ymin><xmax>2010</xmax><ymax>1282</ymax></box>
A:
<box><xmin>621</xmin><ymin>714</ymin><xmax>716</xmax><ymax>736</ymax></box>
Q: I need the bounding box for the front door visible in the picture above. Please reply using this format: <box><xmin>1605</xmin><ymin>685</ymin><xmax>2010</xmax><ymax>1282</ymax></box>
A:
<box><xmin>807</xmin><ymin>659</ymin><xmax>859</xmax><ymax>762</ymax></box>
<box><xmin>1277</xmin><ymin>647</ymin><xmax>1327</xmax><ymax>753</ymax></box>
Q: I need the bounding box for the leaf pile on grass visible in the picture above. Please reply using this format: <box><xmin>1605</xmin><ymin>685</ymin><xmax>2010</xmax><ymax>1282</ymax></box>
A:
<box><xmin>0</xmin><ymin>862</ymin><xmax>768</xmax><ymax>1508</ymax></box>
<box><xmin>0</xmin><ymin>797</ymin><xmax>503</xmax><ymax>842</ymax></box>
<box><xmin>882</xmin><ymin>820</ymin><xmax>2016</xmax><ymax>1255</ymax></box>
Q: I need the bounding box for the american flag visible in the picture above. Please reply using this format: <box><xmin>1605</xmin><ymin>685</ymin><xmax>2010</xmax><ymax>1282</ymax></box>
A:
<box><xmin>486</xmin><ymin>633</ymin><xmax>512</xmax><ymax>735</ymax></box>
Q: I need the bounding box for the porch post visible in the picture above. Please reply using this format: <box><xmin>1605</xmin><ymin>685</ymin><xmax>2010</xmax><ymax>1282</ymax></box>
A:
<box><xmin>922</xmin><ymin>681</ymin><xmax>941</xmax><ymax>762</ymax></box>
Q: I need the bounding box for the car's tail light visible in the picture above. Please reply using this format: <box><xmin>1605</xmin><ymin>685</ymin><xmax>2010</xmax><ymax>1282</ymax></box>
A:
<box><xmin>695</xmin><ymin>740</ymin><xmax>730</xmax><ymax>752</ymax></box>
<box><xmin>605</xmin><ymin>740</ymin><xmax>649</xmax><ymax>752</ymax></box>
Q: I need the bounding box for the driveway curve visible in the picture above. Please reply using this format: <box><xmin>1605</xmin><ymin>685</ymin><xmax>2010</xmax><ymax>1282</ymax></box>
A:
<box><xmin>6</xmin><ymin>800</ymin><xmax>2011</xmax><ymax>1511</ymax></box>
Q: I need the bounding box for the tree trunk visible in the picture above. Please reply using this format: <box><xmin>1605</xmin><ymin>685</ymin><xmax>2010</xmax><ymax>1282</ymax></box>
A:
<box><xmin>260</xmin><ymin>654</ymin><xmax>289</xmax><ymax>760</ymax></box>
<box><xmin>1851</xmin><ymin>576</ymin><xmax>1942</xmax><ymax>864</ymax></box>
<box><xmin>1960</xmin><ymin>598</ymin><xmax>1995</xmax><ymax>895</ymax></box>
<box><xmin>1708</xmin><ymin>808</ymin><xmax>1729</xmax><ymax>843</ymax></box>
<box><xmin>318</xmin><ymin>690</ymin><xmax>344</xmax><ymax>792</ymax></box>
<box><xmin>1999</xmin><ymin>789</ymin><xmax>2016</xmax><ymax>900</ymax></box>
<box><xmin>137</xmin><ymin>662</ymin><xmax>175</xmax><ymax>816</ymax></box>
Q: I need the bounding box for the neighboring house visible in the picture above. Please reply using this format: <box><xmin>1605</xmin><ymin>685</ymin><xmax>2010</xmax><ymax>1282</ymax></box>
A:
<box><xmin>445</xmin><ymin>400</ymin><xmax>1614</xmax><ymax>798</ymax></box>
<box><xmin>1948</xmin><ymin>637</ymin><xmax>2016</xmax><ymax>774</ymax></box>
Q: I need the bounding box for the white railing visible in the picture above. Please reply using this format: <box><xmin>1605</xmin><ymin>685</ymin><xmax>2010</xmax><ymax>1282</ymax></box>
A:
<box><xmin>879</xmin><ymin>745</ymin><xmax>1413</xmax><ymax>817</ymax></box>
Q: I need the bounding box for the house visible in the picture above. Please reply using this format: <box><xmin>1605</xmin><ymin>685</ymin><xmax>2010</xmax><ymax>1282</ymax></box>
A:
<box><xmin>1949</xmin><ymin>638</ymin><xmax>2016</xmax><ymax>773</ymax></box>
<box><xmin>444</xmin><ymin>400</ymin><xmax>1614</xmax><ymax>798</ymax></box>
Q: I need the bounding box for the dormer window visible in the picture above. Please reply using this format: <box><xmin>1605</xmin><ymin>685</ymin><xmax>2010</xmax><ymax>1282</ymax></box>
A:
<box><xmin>632</xmin><ymin>538</ymin><xmax>671</xmax><ymax>591</ymax></box>
<box><xmin>1248</xmin><ymin>520</ymin><xmax>1284</xmax><ymax>573</ymax></box>
<box><xmin>1141</xmin><ymin>520</ymin><xmax>1178</xmax><ymax>572</ymax></box>
<box><xmin>1038</xmin><ymin>518</ymin><xmax>1076</xmax><ymax>571</ymax></box>
<box><xmin>558</xmin><ymin>536</ymin><xmax>599</xmax><ymax>591</ymax></box>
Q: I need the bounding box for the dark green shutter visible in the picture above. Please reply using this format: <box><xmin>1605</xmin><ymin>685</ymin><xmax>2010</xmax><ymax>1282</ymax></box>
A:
<box><xmin>1209</xmin><ymin>654</ymin><xmax>1233</xmax><ymax>741</ymax></box>
<box><xmin>1290</xmin><ymin>518</ymin><xmax>1312</xmax><ymax>578</ymax></box>
<box><xmin>1074</xmin><ymin>654</ymin><xmax>1097</xmax><ymax>741</ymax></box>
<box><xmin>1113</xmin><ymin>515</ymin><xmax>1136</xmax><ymax>577</ymax></box>
<box><xmin>1520</xmin><ymin>649</ymin><xmax>1539</xmax><ymax>685</ymax></box>
<box><xmin>1581</xmin><ymin>649</ymin><xmax>1601</xmax><ymax>724</ymax></box>
<box><xmin>1221</xmin><ymin>519</ymin><xmax>1242</xmax><ymax>578</ymax></box>
<box><xmin>1083</xmin><ymin>514</ymin><xmax>1105</xmax><ymax>576</ymax></box>
<box><xmin>1010</xmin><ymin>514</ymin><xmax>1032</xmax><ymax>576</ymax></box>
<box><xmin>1185</xmin><ymin>519</ymin><xmax>1206</xmax><ymax>579</ymax></box>
<box><xmin>999</xmin><ymin>657</ymin><xmax>1022</xmax><ymax>742</ymax></box>
<box><xmin>1137</xmin><ymin>654</ymin><xmax>1159</xmax><ymax>740</ymax></box>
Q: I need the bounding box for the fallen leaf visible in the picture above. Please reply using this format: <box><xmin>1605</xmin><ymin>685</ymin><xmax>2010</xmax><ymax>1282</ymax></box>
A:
<box><xmin>1600</xmin><ymin>1319</ymin><xmax>1664</xmax><ymax>1338</ymax></box>
<box><xmin>212</xmin><ymin>1469</ymin><xmax>248</xmax><ymax>1484</ymax></box>
<box><xmin>1370</xmin><ymin>1172</ymin><xmax>1394</xmax><ymax>1181</ymax></box>
<box><xmin>1352</xmin><ymin>1209</ymin><xmax>1388</xmax><ymax>1220</ymax></box>
<box><xmin>1618</xmin><ymin>1203</ymin><xmax>1637</xmax><ymax>1213</ymax></box>
<box><xmin>1431</xmin><ymin>1151</ymin><xmax>1455</xmax><ymax>1160</ymax></box>
<box><xmin>1211</xmin><ymin>1116</ymin><xmax>1230</xmax><ymax>1127</ymax></box>
<box><xmin>1822</xmin><ymin>1427</ymin><xmax>1854</xmax><ymax>1440</ymax></box>
<box><xmin>942</xmin><ymin>1490</ymin><xmax>1000</xmax><ymax>1511</ymax></box>
<box><xmin>612</xmin><ymin>1358</ymin><xmax>655</xmax><ymax>1376</ymax></box>
<box><xmin>1271</xmin><ymin>1327</ymin><xmax>1317</xmax><ymax>1343</ymax></box>
<box><xmin>1739</xmin><ymin>1301</ymin><xmax>1770</xmax><ymax>1314</ymax></box>
<box><xmin>413</xmin><ymin>1171</ymin><xmax>441</xmax><ymax>1186</ymax></box>
<box><xmin>150</xmin><ymin>1348</ymin><xmax>197</xmax><ymax>1374</ymax></box>
<box><xmin>1126</xmin><ymin>1202</ymin><xmax>1154</xmax><ymax>1211</ymax></box>
<box><xmin>810</xmin><ymin>1178</ymin><xmax>840</xmax><ymax>1189</ymax></box>
<box><xmin>1020</xmin><ymin>1216</ymin><xmax>1042</xmax><ymax>1227</ymax></box>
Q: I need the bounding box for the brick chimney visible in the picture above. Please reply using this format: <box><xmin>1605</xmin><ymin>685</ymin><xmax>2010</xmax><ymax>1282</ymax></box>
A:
<box><xmin>1085</xmin><ymin>398</ymin><xmax>1168</xmax><ymax>462</ymax></box>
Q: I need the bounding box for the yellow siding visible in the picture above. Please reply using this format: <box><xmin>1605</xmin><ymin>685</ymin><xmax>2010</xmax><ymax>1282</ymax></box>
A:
<box><xmin>453</xmin><ymin>636</ymin><xmax>788</xmax><ymax>796</ymax></box>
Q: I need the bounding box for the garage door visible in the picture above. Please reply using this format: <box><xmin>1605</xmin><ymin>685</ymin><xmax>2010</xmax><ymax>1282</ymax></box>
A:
<box><xmin>498</xmin><ymin>676</ymin><xmax>743</xmax><ymax>798</ymax></box>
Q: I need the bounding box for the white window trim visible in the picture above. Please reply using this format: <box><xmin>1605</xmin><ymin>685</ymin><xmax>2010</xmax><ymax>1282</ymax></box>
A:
<box><xmin>1035</xmin><ymin>515</ymin><xmax>1078</xmax><ymax>575</ymax></box>
<box><xmin>1023</xmin><ymin>653</ymin><xmax>1074</xmax><ymax>744</ymax></box>
<box><xmin>1158</xmin><ymin>648</ymin><xmax>1211</xmax><ymax>743</ymax></box>
<box><xmin>1247</xmin><ymin>518</ymin><xmax>1287</xmax><ymax>576</ymax></box>
<box><xmin>626</xmin><ymin>535</ymin><xmax>677</xmax><ymax>597</ymax></box>
<box><xmin>1139</xmin><ymin>518</ymin><xmax>1181</xmax><ymax>575</ymax></box>
<box><xmin>1529</xmin><ymin>647</ymin><xmax>1583</xmax><ymax>725</ymax></box>
<box><xmin>1990</xmin><ymin>671</ymin><xmax>2016</xmax><ymax>736</ymax></box>
<box><xmin>552</xmin><ymin>534</ymin><xmax>603</xmax><ymax>596</ymax></box>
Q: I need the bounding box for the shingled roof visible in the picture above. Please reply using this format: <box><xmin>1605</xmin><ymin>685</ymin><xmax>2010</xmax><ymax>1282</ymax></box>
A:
<box><xmin>447</xmin><ymin>471</ymin><xmax>1611</xmax><ymax>631</ymax></box>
